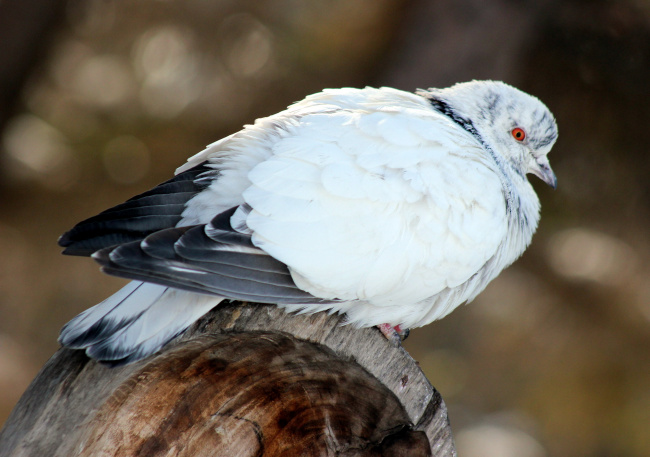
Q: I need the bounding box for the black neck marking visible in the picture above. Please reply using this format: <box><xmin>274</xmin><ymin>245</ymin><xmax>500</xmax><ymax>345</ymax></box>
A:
<box><xmin>426</xmin><ymin>97</ymin><xmax>482</xmax><ymax>143</ymax></box>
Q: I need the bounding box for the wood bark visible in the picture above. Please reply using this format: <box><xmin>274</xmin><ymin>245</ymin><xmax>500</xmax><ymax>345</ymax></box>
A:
<box><xmin>0</xmin><ymin>302</ymin><xmax>456</xmax><ymax>456</ymax></box>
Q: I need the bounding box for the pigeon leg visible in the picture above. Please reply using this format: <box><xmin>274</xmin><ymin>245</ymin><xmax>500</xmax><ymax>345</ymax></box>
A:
<box><xmin>377</xmin><ymin>323</ymin><xmax>410</xmax><ymax>344</ymax></box>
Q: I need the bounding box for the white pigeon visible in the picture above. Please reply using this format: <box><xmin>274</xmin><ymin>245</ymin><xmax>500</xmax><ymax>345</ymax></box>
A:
<box><xmin>58</xmin><ymin>80</ymin><xmax>558</xmax><ymax>365</ymax></box>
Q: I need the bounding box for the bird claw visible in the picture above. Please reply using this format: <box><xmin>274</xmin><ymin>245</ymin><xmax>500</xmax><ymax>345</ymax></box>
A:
<box><xmin>377</xmin><ymin>323</ymin><xmax>410</xmax><ymax>345</ymax></box>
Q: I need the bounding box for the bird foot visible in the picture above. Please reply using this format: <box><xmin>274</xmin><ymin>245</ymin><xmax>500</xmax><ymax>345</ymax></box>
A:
<box><xmin>377</xmin><ymin>323</ymin><xmax>410</xmax><ymax>345</ymax></box>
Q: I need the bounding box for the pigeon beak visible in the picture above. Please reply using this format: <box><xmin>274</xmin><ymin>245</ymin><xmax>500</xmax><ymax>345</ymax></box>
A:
<box><xmin>531</xmin><ymin>157</ymin><xmax>557</xmax><ymax>189</ymax></box>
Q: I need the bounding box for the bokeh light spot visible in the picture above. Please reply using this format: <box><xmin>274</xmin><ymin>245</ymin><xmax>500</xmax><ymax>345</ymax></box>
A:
<box><xmin>547</xmin><ymin>228</ymin><xmax>638</xmax><ymax>285</ymax></box>
<box><xmin>2</xmin><ymin>115</ymin><xmax>78</xmax><ymax>188</ymax></box>
<box><xmin>132</xmin><ymin>26</ymin><xmax>201</xmax><ymax>118</ymax></box>
<box><xmin>456</xmin><ymin>424</ymin><xmax>546</xmax><ymax>457</ymax></box>
<box><xmin>72</xmin><ymin>55</ymin><xmax>135</xmax><ymax>108</ymax></box>
<box><xmin>218</xmin><ymin>14</ymin><xmax>274</xmax><ymax>77</ymax></box>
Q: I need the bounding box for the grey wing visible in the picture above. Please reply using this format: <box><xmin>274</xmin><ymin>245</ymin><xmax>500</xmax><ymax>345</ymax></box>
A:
<box><xmin>58</xmin><ymin>161</ymin><xmax>217</xmax><ymax>256</ymax></box>
<box><xmin>92</xmin><ymin>207</ymin><xmax>333</xmax><ymax>305</ymax></box>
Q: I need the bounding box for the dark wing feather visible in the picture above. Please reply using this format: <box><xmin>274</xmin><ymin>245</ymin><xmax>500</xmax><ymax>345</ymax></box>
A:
<box><xmin>59</xmin><ymin>162</ymin><xmax>217</xmax><ymax>256</ymax></box>
<box><xmin>93</xmin><ymin>208</ymin><xmax>333</xmax><ymax>305</ymax></box>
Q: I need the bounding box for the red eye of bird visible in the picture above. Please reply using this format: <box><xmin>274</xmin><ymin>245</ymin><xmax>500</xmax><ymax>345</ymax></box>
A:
<box><xmin>511</xmin><ymin>127</ymin><xmax>526</xmax><ymax>142</ymax></box>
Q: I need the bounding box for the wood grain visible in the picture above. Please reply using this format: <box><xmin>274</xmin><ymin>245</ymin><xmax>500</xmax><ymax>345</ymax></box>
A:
<box><xmin>0</xmin><ymin>302</ymin><xmax>456</xmax><ymax>456</ymax></box>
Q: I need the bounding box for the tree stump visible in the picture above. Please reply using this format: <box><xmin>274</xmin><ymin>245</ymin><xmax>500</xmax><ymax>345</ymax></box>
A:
<box><xmin>0</xmin><ymin>302</ymin><xmax>456</xmax><ymax>456</ymax></box>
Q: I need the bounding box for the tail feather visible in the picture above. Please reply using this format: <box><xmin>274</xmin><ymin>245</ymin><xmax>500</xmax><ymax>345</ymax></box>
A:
<box><xmin>59</xmin><ymin>281</ymin><xmax>222</xmax><ymax>365</ymax></box>
<box><xmin>59</xmin><ymin>281</ymin><xmax>165</xmax><ymax>348</ymax></box>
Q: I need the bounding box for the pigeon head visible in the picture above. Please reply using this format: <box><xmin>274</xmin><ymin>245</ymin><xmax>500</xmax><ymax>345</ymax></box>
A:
<box><xmin>420</xmin><ymin>80</ymin><xmax>558</xmax><ymax>188</ymax></box>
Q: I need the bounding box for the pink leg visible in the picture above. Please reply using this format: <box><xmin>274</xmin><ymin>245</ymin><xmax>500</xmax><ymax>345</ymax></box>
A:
<box><xmin>377</xmin><ymin>323</ymin><xmax>410</xmax><ymax>343</ymax></box>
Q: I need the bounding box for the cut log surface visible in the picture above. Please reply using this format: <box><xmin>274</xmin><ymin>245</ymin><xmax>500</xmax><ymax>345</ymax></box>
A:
<box><xmin>0</xmin><ymin>302</ymin><xmax>456</xmax><ymax>456</ymax></box>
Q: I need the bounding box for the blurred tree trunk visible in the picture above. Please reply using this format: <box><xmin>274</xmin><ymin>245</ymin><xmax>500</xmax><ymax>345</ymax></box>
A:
<box><xmin>0</xmin><ymin>302</ymin><xmax>456</xmax><ymax>456</ymax></box>
<box><xmin>0</xmin><ymin>0</ymin><xmax>67</xmax><ymax>138</ymax></box>
<box><xmin>381</xmin><ymin>0</ymin><xmax>558</xmax><ymax>88</ymax></box>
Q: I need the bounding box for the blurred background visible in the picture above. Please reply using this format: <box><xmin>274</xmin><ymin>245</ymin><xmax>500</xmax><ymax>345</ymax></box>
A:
<box><xmin>1</xmin><ymin>0</ymin><xmax>649</xmax><ymax>456</ymax></box>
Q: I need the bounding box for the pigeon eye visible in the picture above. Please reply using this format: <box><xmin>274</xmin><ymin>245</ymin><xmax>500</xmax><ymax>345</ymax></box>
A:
<box><xmin>511</xmin><ymin>127</ymin><xmax>526</xmax><ymax>142</ymax></box>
